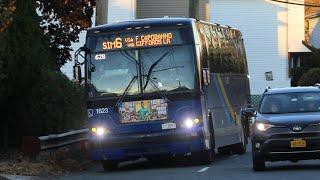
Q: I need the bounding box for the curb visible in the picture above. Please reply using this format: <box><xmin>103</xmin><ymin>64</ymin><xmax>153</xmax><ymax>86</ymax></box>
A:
<box><xmin>0</xmin><ymin>174</ymin><xmax>9</xmax><ymax>180</ymax></box>
<box><xmin>0</xmin><ymin>174</ymin><xmax>38</xmax><ymax>180</ymax></box>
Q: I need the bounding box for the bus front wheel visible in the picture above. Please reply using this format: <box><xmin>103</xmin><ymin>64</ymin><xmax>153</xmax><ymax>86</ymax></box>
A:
<box><xmin>102</xmin><ymin>160</ymin><xmax>118</xmax><ymax>171</ymax></box>
<box><xmin>191</xmin><ymin>149</ymin><xmax>213</xmax><ymax>165</ymax></box>
<box><xmin>191</xmin><ymin>137</ymin><xmax>215</xmax><ymax>164</ymax></box>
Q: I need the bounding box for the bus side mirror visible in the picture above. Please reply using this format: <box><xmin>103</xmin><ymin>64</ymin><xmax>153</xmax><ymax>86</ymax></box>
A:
<box><xmin>73</xmin><ymin>65</ymin><xmax>82</xmax><ymax>84</ymax></box>
<box><xmin>202</xmin><ymin>68</ymin><xmax>210</xmax><ymax>86</ymax></box>
<box><xmin>89</xmin><ymin>64</ymin><xmax>96</xmax><ymax>72</ymax></box>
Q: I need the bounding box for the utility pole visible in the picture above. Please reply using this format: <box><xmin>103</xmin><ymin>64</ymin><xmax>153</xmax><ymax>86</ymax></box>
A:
<box><xmin>189</xmin><ymin>0</ymin><xmax>200</xmax><ymax>19</ymax></box>
<box><xmin>96</xmin><ymin>0</ymin><xmax>108</xmax><ymax>25</ymax></box>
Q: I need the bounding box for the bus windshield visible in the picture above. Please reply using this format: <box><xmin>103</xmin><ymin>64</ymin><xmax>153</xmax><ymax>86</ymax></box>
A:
<box><xmin>87</xmin><ymin>28</ymin><xmax>196</xmax><ymax>97</ymax></box>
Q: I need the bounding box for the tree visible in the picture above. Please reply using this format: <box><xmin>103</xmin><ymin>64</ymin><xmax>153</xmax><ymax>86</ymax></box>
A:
<box><xmin>0</xmin><ymin>0</ymin><xmax>16</xmax><ymax>33</ymax></box>
<box><xmin>37</xmin><ymin>0</ymin><xmax>95</xmax><ymax>68</ymax></box>
<box><xmin>0</xmin><ymin>0</ymin><xmax>54</xmax><ymax>146</ymax></box>
<box><xmin>291</xmin><ymin>46</ymin><xmax>320</xmax><ymax>86</ymax></box>
<box><xmin>300</xmin><ymin>46</ymin><xmax>320</xmax><ymax>69</ymax></box>
<box><xmin>189</xmin><ymin>0</ymin><xmax>199</xmax><ymax>19</ymax></box>
<box><xmin>0</xmin><ymin>0</ymin><xmax>87</xmax><ymax>147</ymax></box>
<box><xmin>298</xmin><ymin>68</ymin><xmax>320</xmax><ymax>86</ymax></box>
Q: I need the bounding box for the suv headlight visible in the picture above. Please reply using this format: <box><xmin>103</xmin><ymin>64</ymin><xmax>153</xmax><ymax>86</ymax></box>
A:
<box><xmin>256</xmin><ymin>123</ymin><xmax>274</xmax><ymax>131</ymax></box>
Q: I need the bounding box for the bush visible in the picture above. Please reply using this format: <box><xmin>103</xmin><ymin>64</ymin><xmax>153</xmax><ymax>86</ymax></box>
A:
<box><xmin>291</xmin><ymin>67</ymin><xmax>307</xmax><ymax>86</ymax></box>
<box><xmin>26</xmin><ymin>71</ymin><xmax>87</xmax><ymax>135</ymax></box>
<box><xmin>298</xmin><ymin>68</ymin><xmax>320</xmax><ymax>86</ymax></box>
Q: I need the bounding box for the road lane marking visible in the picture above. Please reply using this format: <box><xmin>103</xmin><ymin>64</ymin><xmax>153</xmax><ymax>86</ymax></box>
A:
<box><xmin>198</xmin><ymin>167</ymin><xmax>210</xmax><ymax>173</ymax></box>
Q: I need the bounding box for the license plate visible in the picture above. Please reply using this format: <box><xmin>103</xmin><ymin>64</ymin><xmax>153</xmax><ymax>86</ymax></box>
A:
<box><xmin>162</xmin><ymin>123</ymin><xmax>176</xmax><ymax>130</ymax></box>
<box><xmin>290</xmin><ymin>139</ymin><xmax>306</xmax><ymax>148</ymax></box>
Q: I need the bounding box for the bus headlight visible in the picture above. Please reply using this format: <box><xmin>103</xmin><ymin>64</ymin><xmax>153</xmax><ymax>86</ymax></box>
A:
<box><xmin>183</xmin><ymin>118</ymin><xmax>201</xmax><ymax>129</ymax></box>
<box><xmin>184</xmin><ymin>118</ymin><xmax>194</xmax><ymax>128</ymax></box>
<box><xmin>91</xmin><ymin>126</ymin><xmax>108</xmax><ymax>137</ymax></box>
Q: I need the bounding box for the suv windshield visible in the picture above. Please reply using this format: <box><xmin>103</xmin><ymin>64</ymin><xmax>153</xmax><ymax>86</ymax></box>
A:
<box><xmin>260</xmin><ymin>92</ymin><xmax>320</xmax><ymax>114</ymax></box>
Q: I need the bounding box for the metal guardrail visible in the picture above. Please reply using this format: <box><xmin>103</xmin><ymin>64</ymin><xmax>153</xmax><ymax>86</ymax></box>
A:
<box><xmin>22</xmin><ymin>129</ymin><xmax>89</xmax><ymax>156</ymax></box>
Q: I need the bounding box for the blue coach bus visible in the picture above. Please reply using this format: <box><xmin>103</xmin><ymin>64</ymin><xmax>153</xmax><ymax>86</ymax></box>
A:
<box><xmin>74</xmin><ymin>18</ymin><xmax>251</xmax><ymax>170</ymax></box>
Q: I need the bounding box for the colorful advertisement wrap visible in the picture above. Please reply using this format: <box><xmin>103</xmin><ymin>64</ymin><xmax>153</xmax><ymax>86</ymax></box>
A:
<box><xmin>119</xmin><ymin>99</ymin><xmax>168</xmax><ymax>123</ymax></box>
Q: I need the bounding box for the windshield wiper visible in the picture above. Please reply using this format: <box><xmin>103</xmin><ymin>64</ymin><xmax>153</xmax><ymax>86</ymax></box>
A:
<box><xmin>143</xmin><ymin>51</ymin><xmax>170</xmax><ymax>90</ymax></box>
<box><xmin>151</xmin><ymin>65</ymin><xmax>184</xmax><ymax>74</ymax></box>
<box><xmin>120</xmin><ymin>50</ymin><xmax>138</xmax><ymax>64</ymax></box>
<box><xmin>262</xmin><ymin>112</ymin><xmax>283</xmax><ymax>114</ymax></box>
<box><xmin>115</xmin><ymin>76</ymin><xmax>138</xmax><ymax>107</ymax></box>
<box><xmin>114</xmin><ymin>50</ymin><xmax>140</xmax><ymax>107</ymax></box>
<box><xmin>142</xmin><ymin>75</ymin><xmax>170</xmax><ymax>102</ymax></box>
<box><xmin>115</xmin><ymin>50</ymin><xmax>173</xmax><ymax>106</ymax></box>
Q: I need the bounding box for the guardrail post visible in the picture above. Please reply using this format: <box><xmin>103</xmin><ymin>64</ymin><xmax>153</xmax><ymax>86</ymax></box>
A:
<box><xmin>22</xmin><ymin>136</ymin><xmax>41</xmax><ymax>156</ymax></box>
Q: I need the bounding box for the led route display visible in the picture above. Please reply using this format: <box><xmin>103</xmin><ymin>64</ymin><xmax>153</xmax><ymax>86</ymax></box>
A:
<box><xmin>102</xmin><ymin>33</ymin><xmax>173</xmax><ymax>50</ymax></box>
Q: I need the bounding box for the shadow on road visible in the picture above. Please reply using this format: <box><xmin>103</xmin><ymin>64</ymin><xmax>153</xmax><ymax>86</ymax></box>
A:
<box><xmin>95</xmin><ymin>153</ymin><xmax>231</xmax><ymax>174</ymax></box>
<box><xmin>264</xmin><ymin>163</ymin><xmax>320</xmax><ymax>172</ymax></box>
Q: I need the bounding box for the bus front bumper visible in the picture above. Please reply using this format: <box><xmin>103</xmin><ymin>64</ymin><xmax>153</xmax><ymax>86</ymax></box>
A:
<box><xmin>89</xmin><ymin>128</ymin><xmax>206</xmax><ymax>161</ymax></box>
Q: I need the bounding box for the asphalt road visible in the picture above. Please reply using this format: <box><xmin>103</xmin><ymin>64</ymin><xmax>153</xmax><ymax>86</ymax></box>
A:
<box><xmin>58</xmin><ymin>144</ymin><xmax>320</xmax><ymax>180</ymax></box>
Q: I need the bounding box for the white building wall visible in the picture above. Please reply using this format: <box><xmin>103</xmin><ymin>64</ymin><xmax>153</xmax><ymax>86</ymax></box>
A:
<box><xmin>210</xmin><ymin>0</ymin><xmax>294</xmax><ymax>95</ymax></box>
<box><xmin>108</xmin><ymin>0</ymin><xmax>136</xmax><ymax>23</ymax></box>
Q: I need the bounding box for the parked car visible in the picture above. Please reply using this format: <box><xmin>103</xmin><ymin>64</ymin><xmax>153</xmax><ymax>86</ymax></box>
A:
<box><xmin>243</xmin><ymin>85</ymin><xmax>320</xmax><ymax>171</ymax></box>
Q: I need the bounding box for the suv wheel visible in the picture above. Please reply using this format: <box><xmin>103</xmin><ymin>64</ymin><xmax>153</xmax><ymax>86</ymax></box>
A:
<box><xmin>252</xmin><ymin>149</ymin><xmax>265</xmax><ymax>171</ymax></box>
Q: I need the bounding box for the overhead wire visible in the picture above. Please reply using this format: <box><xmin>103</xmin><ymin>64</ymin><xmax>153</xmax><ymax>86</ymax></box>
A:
<box><xmin>270</xmin><ymin>0</ymin><xmax>320</xmax><ymax>7</ymax></box>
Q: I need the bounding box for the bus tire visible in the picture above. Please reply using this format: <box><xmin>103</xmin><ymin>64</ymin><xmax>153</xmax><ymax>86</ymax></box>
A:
<box><xmin>218</xmin><ymin>146</ymin><xmax>232</xmax><ymax>155</ymax></box>
<box><xmin>233</xmin><ymin>129</ymin><xmax>247</xmax><ymax>154</ymax></box>
<box><xmin>191</xmin><ymin>149</ymin><xmax>213</xmax><ymax>165</ymax></box>
<box><xmin>102</xmin><ymin>160</ymin><xmax>118</xmax><ymax>171</ymax></box>
<box><xmin>207</xmin><ymin>115</ymin><xmax>215</xmax><ymax>162</ymax></box>
<box><xmin>149</xmin><ymin>155</ymin><xmax>171</xmax><ymax>165</ymax></box>
<box><xmin>192</xmin><ymin>128</ymin><xmax>215</xmax><ymax>164</ymax></box>
<box><xmin>233</xmin><ymin>142</ymin><xmax>246</xmax><ymax>154</ymax></box>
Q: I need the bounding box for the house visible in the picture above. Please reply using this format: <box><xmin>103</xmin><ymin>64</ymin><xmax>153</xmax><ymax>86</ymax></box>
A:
<box><xmin>95</xmin><ymin>0</ymin><xmax>209</xmax><ymax>24</ymax></box>
<box><xmin>61</xmin><ymin>0</ymin><xmax>310</xmax><ymax>99</ymax></box>
<box><xmin>305</xmin><ymin>0</ymin><xmax>320</xmax><ymax>48</ymax></box>
<box><xmin>211</xmin><ymin>0</ymin><xmax>310</xmax><ymax>98</ymax></box>
<box><xmin>61</xmin><ymin>0</ymin><xmax>209</xmax><ymax>79</ymax></box>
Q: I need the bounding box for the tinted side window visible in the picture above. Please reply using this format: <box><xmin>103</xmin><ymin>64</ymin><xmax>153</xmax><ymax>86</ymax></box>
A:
<box><xmin>197</xmin><ymin>22</ymin><xmax>247</xmax><ymax>74</ymax></box>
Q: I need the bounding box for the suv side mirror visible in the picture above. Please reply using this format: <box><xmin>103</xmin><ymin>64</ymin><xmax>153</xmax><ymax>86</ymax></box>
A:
<box><xmin>73</xmin><ymin>65</ymin><xmax>82</xmax><ymax>84</ymax></box>
<box><xmin>202</xmin><ymin>68</ymin><xmax>210</xmax><ymax>86</ymax></box>
<box><xmin>242</xmin><ymin>105</ymin><xmax>256</xmax><ymax>117</ymax></box>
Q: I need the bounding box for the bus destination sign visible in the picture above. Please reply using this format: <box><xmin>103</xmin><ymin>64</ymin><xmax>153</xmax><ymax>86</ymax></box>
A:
<box><xmin>102</xmin><ymin>32</ymin><xmax>174</xmax><ymax>50</ymax></box>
